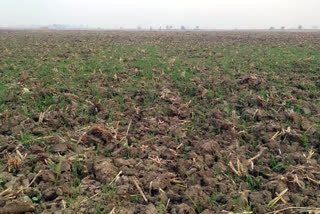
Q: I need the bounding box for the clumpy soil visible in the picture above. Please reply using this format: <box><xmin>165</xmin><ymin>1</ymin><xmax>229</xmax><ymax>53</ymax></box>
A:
<box><xmin>0</xmin><ymin>30</ymin><xmax>320</xmax><ymax>213</ymax></box>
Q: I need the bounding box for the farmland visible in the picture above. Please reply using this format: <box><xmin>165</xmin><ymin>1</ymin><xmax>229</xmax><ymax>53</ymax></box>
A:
<box><xmin>0</xmin><ymin>30</ymin><xmax>320</xmax><ymax>213</ymax></box>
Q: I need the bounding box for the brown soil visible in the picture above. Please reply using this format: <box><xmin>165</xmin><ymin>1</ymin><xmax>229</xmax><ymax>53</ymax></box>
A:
<box><xmin>0</xmin><ymin>30</ymin><xmax>320</xmax><ymax>214</ymax></box>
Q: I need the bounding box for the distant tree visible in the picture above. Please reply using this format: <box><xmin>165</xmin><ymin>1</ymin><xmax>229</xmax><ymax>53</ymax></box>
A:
<box><xmin>195</xmin><ymin>26</ymin><xmax>200</xmax><ymax>30</ymax></box>
<box><xmin>281</xmin><ymin>26</ymin><xmax>285</xmax><ymax>30</ymax></box>
<box><xmin>298</xmin><ymin>25</ymin><xmax>303</xmax><ymax>30</ymax></box>
<box><xmin>150</xmin><ymin>26</ymin><xmax>153</xmax><ymax>31</ymax></box>
<box><xmin>137</xmin><ymin>25</ymin><xmax>142</xmax><ymax>30</ymax></box>
<box><xmin>166</xmin><ymin>25</ymin><xmax>173</xmax><ymax>30</ymax></box>
<box><xmin>180</xmin><ymin>25</ymin><xmax>186</xmax><ymax>31</ymax></box>
<box><xmin>269</xmin><ymin>26</ymin><xmax>275</xmax><ymax>30</ymax></box>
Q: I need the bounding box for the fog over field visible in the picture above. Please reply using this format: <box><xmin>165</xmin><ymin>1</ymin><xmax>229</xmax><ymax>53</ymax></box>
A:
<box><xmin>1</xmin><ymin>0</ymin><xmax>320</xmax><ymax>29</ymax></box>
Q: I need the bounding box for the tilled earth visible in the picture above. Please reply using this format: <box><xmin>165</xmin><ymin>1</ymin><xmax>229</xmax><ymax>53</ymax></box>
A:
<box><xmin>0</xmin><ymin>30</ymin><xmax>320</xmax><ymax>213</ymax></box>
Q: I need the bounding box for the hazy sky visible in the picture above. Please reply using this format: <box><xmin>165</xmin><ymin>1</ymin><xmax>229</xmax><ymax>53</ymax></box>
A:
<box><xmin>1</xmin><ymin>0</ymin><xmax>319</xmax><ymax>29</ymax></box>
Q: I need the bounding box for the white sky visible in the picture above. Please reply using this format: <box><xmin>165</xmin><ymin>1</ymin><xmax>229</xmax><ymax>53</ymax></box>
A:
<box><xmin>0</xmin><ymin>0</ymin><xmax>319</xmax><ymax>29</ymax></box>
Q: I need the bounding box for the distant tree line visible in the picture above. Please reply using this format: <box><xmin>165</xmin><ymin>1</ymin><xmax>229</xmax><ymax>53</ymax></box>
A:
<box><xmin>136</xmin><ymin>25</ymin><xmax>201</xmax><ymax>31</ymax></box>
<box><xmin>269</xmin><ymin>25</ymin><xmax>304</xmax><ymax>31</ymax></box>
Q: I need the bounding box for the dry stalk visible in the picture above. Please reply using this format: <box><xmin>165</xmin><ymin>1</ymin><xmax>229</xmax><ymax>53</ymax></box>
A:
<box><xmin>6</xmin><ymin>151</ymin><xmax>21</xmax><ymax>172</ymax></box>
<box><xmin>149</xmin><ymin>181</ymin><xmax>153</xmax><ymax>195</ymax></box>
<box><xmin>61</xmin><ymin>200</ymin><xmax>66</xmax><ymax>209</ymax></box>
<box><xmin>237</xmin><ymin>158</ymin><xmax>244</xmax><ymax>173</ymax></box>
<box><xmin>271</xmin><ymin>131</ymin><xmax>280</xmax><ymax>140</ymax></box>
<box><xmin>176</xmin><ymin>184</ymin><xmax>187</xmax><ymax>190</ymax></box>
<box><xmin>3</xmin><ymin>194</ymin><xmax>15</xmax><ymax>199</ymax></box>
<box><xmin>38</xmin><ymin>112</ymin><xmax>45</xmax><ymax>123</ymax></box>
<box><xmin>159</xmin><ymin>187</ymin><xmax>165</xmax><ymax>194</ymax></box>
<box><xmin>89</xmin><ymin>192</ymin><xmax>100</xmax><ymax>200</ymax></box>
<box><xmin>238</xmin><ymin>130</ymin><xmax>246</xmax><ymax>135</ymax></box>
<box><xmin>221</xmin><ymin>211</ymin><xmax>253</xmax><ymax>214</ymax></box>
<box><xmin>279</xmin><ymin>127</ymin><xmax>291</xmax><ymax>142</ymax></box>
<box><xmin>165</xmin><ymin>198</ymin><xmax>170</xmax><ymax>210</ymax></box>
<box><xmin>265</xmin><ymin>207</ymin><xmax>320</xmax><ymax>214</ymax></box>
<box><xmin>85</xmin><ymin>100</ymin><xmax>95</xmax><ymax>106</ymax></box>
<box><xmin>247</xmin><ymin>147</ymin><xmax>265</xmax><ymax>170</ymax></box>
<box><xmin>75</xmin><ymin>126</ymin><xmax>90</xmax><ymax>133</ymax></box>
<box><xmin>257</xmin><ymin>95</ymin><xmax>267</xmax><ymax>106</ymax></box>
<box><xmin>0</xmin><ymin>188</ymin><xmax>12</xmax><ymax>197</ymax></box>
<box><xmin>110</xmin><ymin>121</ymin><xmax>119</xmax><ymax>139</ymax></box>
<box><xmin>133</xmin><ymin>177</ymin><xmax>148</xmax><ymax>202</ymax></box>
<box><xmin>169</xmin><ymin>57</ymin><xmax>176</xmax><ymax>65</ymax></box>
<box><xmin>134</xmin><ymin>106</ymin><xmax>140</xmax><ymax>114</ymax></box>
<box><xmin>109</xmin><ymin>171</ymin><xmax>122</xmax><ymax>186</ymax></box>
<box><xmin>27</xmin><ymin>170</ymin><xmax>42</xmax><ymax>188</ymax></box>
<box><xmin>16</xmin><ymin>150</ymin><xmax>26</xmax><ymax>160</ymax></box>
<box><xmin>177</xmin><ymin>100</ymin><xmax>192</xmax><ymax>114</ymax></box>
<box><xmin>113</xmin><ymin>73</ymin><xmax>118</xmax><ymax>81</ymax></box>
<box><xmin>176</xmin><ymin>143</ymin><xmax>183</xmax><ymax>150</ymax></box>
<box><xmin>275</xmin><ymin>192</ymin><xmax>287</xmax><ymax>204</ymax></box>
<box><xmin>306</xmin><ymin>176</ymin><xmax>320</xmax><ymax>185</ymax></box>
<box><xmin>228</xmin><ymin>159</ymin><xmax>242</xmax><ymax>177</ymax></box>
<box><xmin>38</xmin><ymin>105</ymin><xmax>53</xmax><ymax>123</ymax></box>
<box><xmin>170</xmin><ymin>178</ymin><xmax>184</xmax><ymax>184</ymax></box>
<box><xmin>119</xmin><ymin>120</ymin><xmax>132</xmax><ymax>143</ymax></box>
<box><xmin>80</xmin><ymin>190</ymin><xmax>101</xmax><ymax>205</ymax></box>
<box><xmin>305</xmin><ymin>148</ymin><xmax>314</xmax><ymax>163</ymax></box>
<box><xmin>16</xmin><ymin>170</ymin><xmax>42</xmax><ymax>195</ymax></box>
<box><xmin>149</xmin><ymin>156</ymin><xmax>163</xmax><ymax>165</ymax></box>
<box><xmin>284</xmin><ymin>126</ymin><xmax>291</xmax><ymax>133</ymax></box>
<box><xmin>267</xmin><ymin>188</ymin><xmax>288</xmax><ymax>209</ymax></box>
<box><xmin>77</xmin><ymin>132</ymin><xmax>87</xmax><ymax>144</ymax></box>
<box><xmin>291</xmin><ymin>174</ymin><xmax>305</xmax><ymax>188</ymax></box>
<box><xmin>109</xmin><ymin>207</ymin><xmax>116</xmax><ymax>214</ymax></box>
